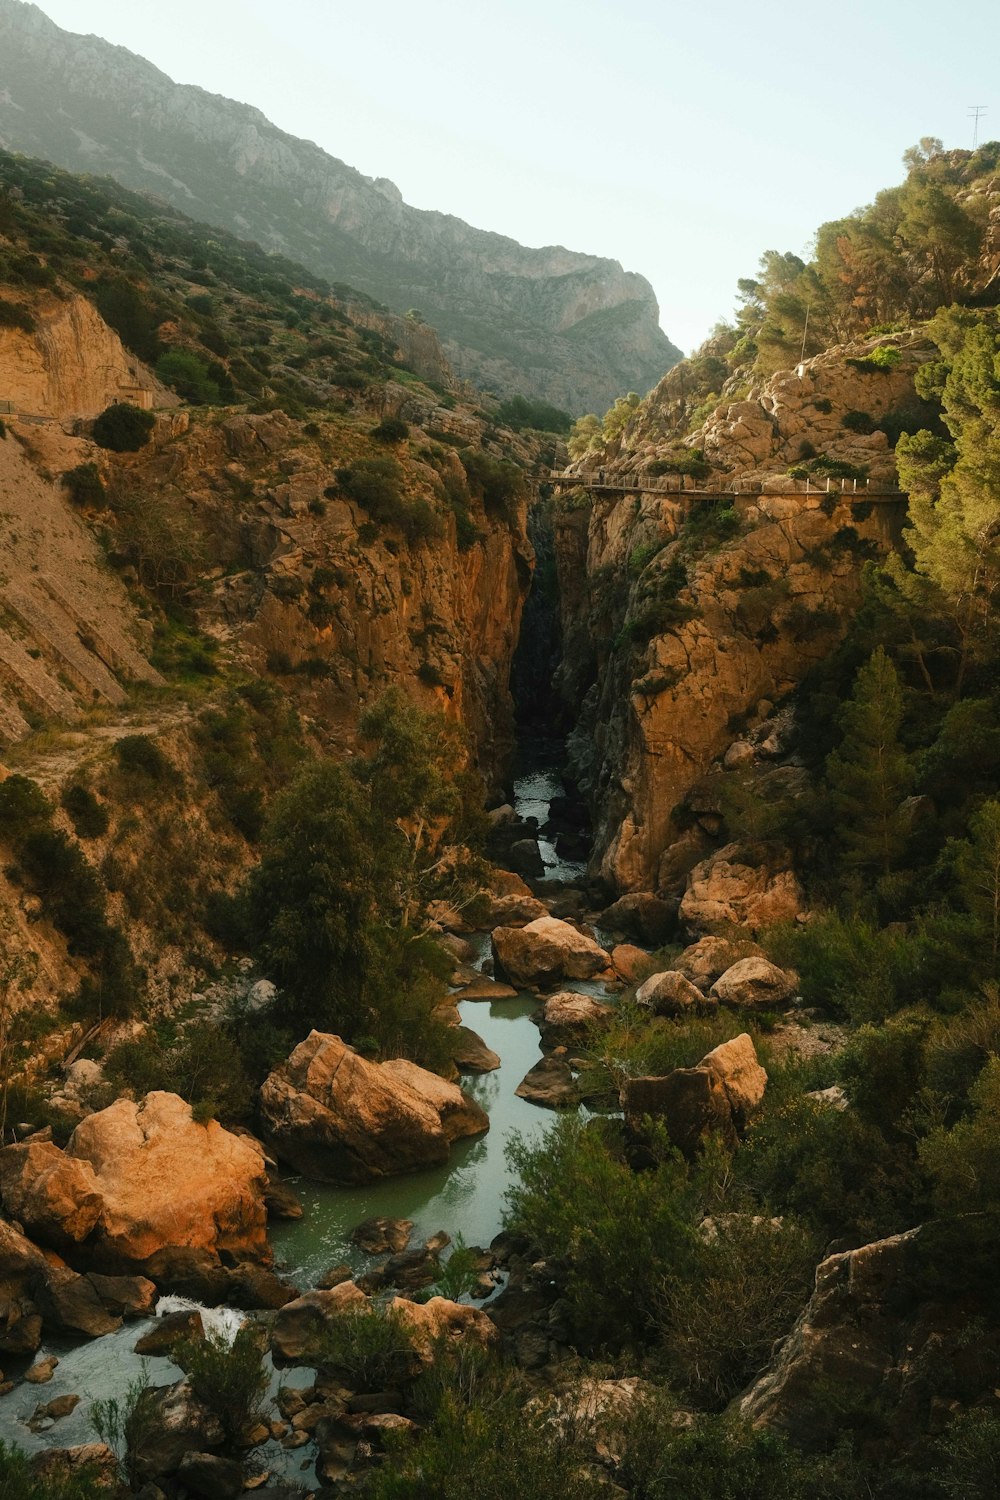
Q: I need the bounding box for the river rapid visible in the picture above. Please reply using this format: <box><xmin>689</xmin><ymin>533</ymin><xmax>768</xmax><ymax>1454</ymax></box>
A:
<box><xmin>0</xmin><ymin>752</ymin><xmax>612</xmax><ymax>1474</ymax></box>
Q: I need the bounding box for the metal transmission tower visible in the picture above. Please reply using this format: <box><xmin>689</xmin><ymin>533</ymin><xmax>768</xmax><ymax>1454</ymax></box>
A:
<box><xmin>969</xmin><ymin>105</ymin><xmax>987</xmax><ymax>148</ymax></box>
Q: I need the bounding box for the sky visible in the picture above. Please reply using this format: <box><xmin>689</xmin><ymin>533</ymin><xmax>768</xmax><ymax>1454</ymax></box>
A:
<box><xmin>32</xmin><ymin>0</ymin><xmax>1000</xmax><ymax>355</ymax></box>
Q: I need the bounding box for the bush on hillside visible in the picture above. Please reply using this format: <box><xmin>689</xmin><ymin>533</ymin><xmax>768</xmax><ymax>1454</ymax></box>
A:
<box><xmin>92</xmin><ymin>402</ymin><xmax>155</xmax><ymax>453</ymax></box>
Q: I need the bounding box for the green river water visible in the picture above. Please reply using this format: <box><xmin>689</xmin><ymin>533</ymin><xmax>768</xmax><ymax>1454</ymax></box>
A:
<box><xmin>0</xmin><ymin>759</ymin><xmax>606</xmax><ymax>1476</ymax></box>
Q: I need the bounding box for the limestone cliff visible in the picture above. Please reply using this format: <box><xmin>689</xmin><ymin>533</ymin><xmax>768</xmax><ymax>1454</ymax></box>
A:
<box><xmin>554</xmin><ymin>335</ymin><xmax>930</xmax><ymax>892</ymax></box>
<box><xmin>0</xmin><ymin>291</ymin><xmax>174</xmax><ymax>420</ymax></box>
<box><xmin>0</xmin><ymin>0</ymin><xmax>680</xmax><ymax>412</ymax></box>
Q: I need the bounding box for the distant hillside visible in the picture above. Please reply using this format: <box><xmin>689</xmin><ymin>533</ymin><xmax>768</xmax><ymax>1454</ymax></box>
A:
<box><xmin>0</xmin><ymin>0</ymin><xmax>681</xmax><ymax>411</ymax></box>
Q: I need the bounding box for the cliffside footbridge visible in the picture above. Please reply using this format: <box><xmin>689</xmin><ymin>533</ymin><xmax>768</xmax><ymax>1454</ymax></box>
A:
<box><xmin>548</xmin><ymin>471</ymin><xmax>906</xmax><ymax>504</ymax></box>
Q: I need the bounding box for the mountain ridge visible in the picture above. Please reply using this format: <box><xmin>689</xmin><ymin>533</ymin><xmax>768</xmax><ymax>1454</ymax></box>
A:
<box><xmin>0</xmin><ymin>0</ymin><xmax>681</xmax><ymax>410</ymax></box>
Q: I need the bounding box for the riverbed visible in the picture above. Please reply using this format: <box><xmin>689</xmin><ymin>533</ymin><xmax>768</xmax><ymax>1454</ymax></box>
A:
<box><xmin>0</xmin><ymin>755</ymin><xmax>605</xmax><ymax>1471</ymax></box>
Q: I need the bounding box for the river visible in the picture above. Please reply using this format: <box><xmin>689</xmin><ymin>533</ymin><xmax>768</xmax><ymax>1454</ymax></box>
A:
<box><xmin>0</xmin><ymin>754</ymin><xmax>603</xmax><ymax>1472</ymax></box>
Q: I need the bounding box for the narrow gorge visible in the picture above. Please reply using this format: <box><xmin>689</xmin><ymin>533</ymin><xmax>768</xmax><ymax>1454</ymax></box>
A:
<box><xmin>1</xmin><ymin>101</ymin><xmax>1000</xmax><ymax>1500</ymax></box>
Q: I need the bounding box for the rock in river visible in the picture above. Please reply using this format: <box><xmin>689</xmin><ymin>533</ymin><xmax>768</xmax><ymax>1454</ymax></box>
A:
<box><xmin>259</xmin><ymin>1032</ymin><xmax>488</xmax><ymax>1185</ymax></box>
<box><xmin>492</xmin><ymin>916</ymin><xmax>608</xmax><ymax>989</ymax></box>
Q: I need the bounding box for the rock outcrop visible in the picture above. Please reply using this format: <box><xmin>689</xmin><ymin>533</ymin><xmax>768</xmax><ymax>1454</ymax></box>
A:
<box><xmin>0</xmin><ymin>2</ymin><xmax>680</xmax><ymax>411</ymax></box>
<box><xmin>679</xmin><ymin>844</ymin><xmax>806</xmax><ymax>933</ymax></box>
<box><xmin>621</xmin><ymin>1032</ymin><xmax>766</xmax><ymax>1155</ymax></box>
<box><xmin>492</xmin><ymin>916</ymin><xmax>608</xmax><ymax>989</ymax></box>
<box><xmin>259</xmin><ymin>1032</ymin><xmax>488</xmax><ymax>1184</ymax></box>
<box><xmin>553</xmin><ymin>336</ymin><xmax>932</xmax><ymax>892</ymax></box>
<box><xmin>739</xmin><ymin>1216</ymin><xmax>1000</xmax><ymax>1459</ymax></box>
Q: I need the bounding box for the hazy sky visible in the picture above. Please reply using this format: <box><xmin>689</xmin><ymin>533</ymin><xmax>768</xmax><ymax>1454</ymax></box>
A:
<box><xmin>34</xmin><ymin>0</ymin><xmax>998</xmax><ymax>354</ymax></box>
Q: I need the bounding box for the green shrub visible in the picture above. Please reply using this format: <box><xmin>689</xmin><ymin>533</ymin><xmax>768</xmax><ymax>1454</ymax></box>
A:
<box><xmin>504</xmin><ymin>1115</ymin><xmax>700</xmax><ymax>1349</ymax></box>
<box><xmin>114</xmin><ymin>734</ymin><xmax>172</xmax><ymax>781</ymax></box>
<box><xmin>61</xmin><ymin>462</ymin><xmax>106</xmax><ymax>508</ymax></box>
<box><xmin>104</xmin><ymin>1019</ymin><xmax>255</xmax><ymax>1122</ymax></box>
<box><xmin>60</xmin><ymin>783</ymin><xmax>109</xmax><ymax>839</ymax></box>
<box><xmin>0</xmin><ymin>301</ymin><xmax>37</xmax><ymax>333</ymax></box>
<box><xmin>316</xmin><ymin>1304</ymin><xmax>419</xmax><ymax>1390</ymax></box>
<box><xmin>0</xmin><ymin>775</ymin><xmax>51</xmax><ymax>843</ymax></box>
<box><xmin>934</xmin><ymin>1408</ymin><xmax>1000</xmax><ymax>1499</ymax></box>
<box><xmin>92</xmin><ymin>402</ymin><xmax>155</xmax><ymax>453</ymax></box>
<box><xmin>496</xmin><ymin>394</ymin><xmax>571</xmax><ymax>434</ymax></box>
<box><xmin>0</xmin><ymin>1439</ymin><xmax>107</xmax><ymax>1499</ymax></box>
<box><xmin>371</xmin><ymin>416</ymin><xmax>409</xmax><ymax>442</ymax></box>
<box><xmin>842</xmin><ymin>409</ymin><xmax>876</xmax><ymax>433</ymax></box>
<box><xmin>176</xmin><ymin>1323</ymin><xmax>270</xmax><ymax>1449</ymax></box>
<box><xmin>155</xmin><ymin>349</ymin><xmax>220</xmax><ymax>404</ymax></box>
<box><xmin>460</xmin><ymin>449</ymin><xmax>525</xmax><ymax>523</ymax></box>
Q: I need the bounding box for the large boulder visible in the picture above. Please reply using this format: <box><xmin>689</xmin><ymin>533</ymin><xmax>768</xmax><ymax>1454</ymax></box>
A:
<box><xmin>492</xmin><ymin>917</ymin><xmax>608</xmax><ymax>989</ymax></box>
<box><xmin>621</xmin><ymin>1033</ymin><xmax>766</xmax><ymax>1155</ymax></box>
<box><xmin>259</xmin><ymin>1032</ymin><xmax>488</xmax><ymax>1185</ymax></box>
<box><xmin>676</xmin><ymin>935</ymin><xmax>766</xmax><ymax>989</ymax></box>
<box><xmin>133</xmin><ymin>1379</ymin><xmax>225</xmax><ymax>1482</ymax></box>
<box><xmin>711</xmin><ymin>957</ymin><xmax>799</xmax><ymax>1009</ymax></box>
<box><xmin>65</xmin><ymin>1092</ymin><xmax>270</xmax><ymax>1275</ymax></box>
<box><xmin>0</xmin><ymin>1141</ymin><xmax>103</xmax><ymax>1248</ymax></box>
<box><xmin>537</xmin><ymin>991</ymin><xmax>613</xmax><ymax>1049</ymax></box>
<box><xmin>390</xmin><ymin>1295</ymin><xmax>500</xmax><ymax>1362</ymax></box>
<box><xmin>271</xmin><ymin>1281</ymin><xmax>369</xmax><ymax>1363</ymax></box>
<box><xmin>679</xmin><ymin>844</ymin><xmax>805</xmax><ymax>932</ymax></box>
<box><xmin>700</xmin><ymin>1034</ymin><xmax>768</xmax><ymax>1125</ymax></box>
<box><xmin>634</xmin><ymin>970</ymin><xmax>707</xmax><ymax>1015</ymax></box>
<box><xmin>610</xmin><ymin>943</ymin><xmax>651</xmax><ymax>984</ymax></box>
<box><xmin>451</xmin><ymin>1026</ymin><xmax>501</xmax><ymax>1074</ymax></box>
<box><xmin>739</xmin><ymin>1216</ymin><xmax>1000</xmax><ymax>1458</ymax></box>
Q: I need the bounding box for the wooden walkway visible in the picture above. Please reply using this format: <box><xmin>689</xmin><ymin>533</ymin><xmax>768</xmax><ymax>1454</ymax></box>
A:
<box><xmin>548</xmin><ymin>471</ymin><xmax>906</xmax><ymax>503</ymax></box>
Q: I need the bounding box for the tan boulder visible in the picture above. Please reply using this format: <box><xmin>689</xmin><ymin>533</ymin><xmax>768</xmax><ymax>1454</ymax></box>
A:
<box><xmin>621</xmin><ymin>1032</ymin><xmax>766</xmax><ymax>1155</ymax></box>
<box><xmin>700</xmin><ymin>1033</ymin><xmax>768</xmax><ymax>1124</ymax></box>
<box><xmin>271</xmin><ymin>1280</ymin><xmax>368</xmax><ymax>1363</ymax></box>
<box><xmin>598</xmin><ymin>892</ymin><xmax>675</xmax><ymax>945</ymax></box>
<box><xmin>493</xmin><ymin>916</ymin><xmax>608</xmax><ymax>988</ymax></box>
<box><xmin>67</xmin><ymin>1091</ymin><xmax>270</xmax><ymax>1271</ymax></box>
<box><xmin>635</xmin><ymin>970</ymin><xmax>707</xmax><ymax>1015</ymax></box>
<box><xmin>381</xmin><ymin>1058</ymin><xmax>489</xmax><ymax>1142</ymax></box>
<box><xmin>458</xmin><ymin>974</ymin><xmax>518</xmax><ymax>1001</ymax></box>
<box><xmin>710</xmin><ymin>957</ymin><xmax>799</xmax><ymax>1009</ymax></box>
<box><xmin>451</xmin><ymin>1026</ymin><xmax>501</xmax><ymax>1074</ymax></box>
<box><xmin>676</xmin><ymin>935</ymin><xmax>766</xmax><ymax>988</ymax></box>
<box><xmin>259</xmin><ymin>1032</ymin><xmax>487</xmax><ymax>1185</ymax></box>
<box><xmin>515</xmin><ymin>1056</ymin><xmax>579</xmax><ymax>1109</ymax></box>
<box><xmin>0</xmin><ymin>1140</ymin><xmax>103</xmax><ymax>1248</ymax></box>
<box><xmin>537</xmin><ymin>991</ymin><xmax>613</xmax><ymax>1049</ymax></box>
<box><xmin>679</xmin><ymin>844</ymin><xmax>805</xmax><ymax>932</ymax></box>
<box><xmin>611</xmin><ymin>943</ymin><xmax>651</xmax><ymax>983</ymax></box>
<box><xmin>391</xmin><ymin>1294</ymin><xmax>500</xmax><ymax>1362</ymax></box>
<box><xmin>485</xmin><ymin>893</ymin><xmax>549</xmax><ymax>929</ymax></box>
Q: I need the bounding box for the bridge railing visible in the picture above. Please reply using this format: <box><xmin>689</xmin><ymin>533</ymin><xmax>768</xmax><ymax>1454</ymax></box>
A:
<box><xmin>547</xmin><ymin>471</ymin><xmax>904</xmax><ymax>499</ymax></box>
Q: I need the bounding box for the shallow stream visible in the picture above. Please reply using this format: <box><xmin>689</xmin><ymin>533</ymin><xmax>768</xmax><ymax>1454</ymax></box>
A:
<box><xmin>0</xmin><ymin>754</ymin><xmax>606</xmax><ymax>1473</ymax></box>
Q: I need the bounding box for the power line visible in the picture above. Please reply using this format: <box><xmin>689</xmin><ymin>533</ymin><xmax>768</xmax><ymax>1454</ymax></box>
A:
<box><xmin>969</xmin><ymin>104</ymin><xmax>987</xmax><ymax>149</ymax></box>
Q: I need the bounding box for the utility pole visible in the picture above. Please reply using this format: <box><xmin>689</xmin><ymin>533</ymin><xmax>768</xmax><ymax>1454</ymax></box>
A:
<box><xmin>969</xmin><ymin>105</ymin><xmax>987</xmax><ymax>149</ymax></box>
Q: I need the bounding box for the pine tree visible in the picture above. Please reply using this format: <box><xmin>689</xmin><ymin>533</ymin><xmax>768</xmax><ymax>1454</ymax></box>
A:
<box><xmin>825</xmin><ymin>647</ymin><xmax>914</xmax><ymax>877</ymax></box>
<box><xmin>955</xmin><ymin>799</ymin><xmax>1000</xmax><ymax>965</ymax></box>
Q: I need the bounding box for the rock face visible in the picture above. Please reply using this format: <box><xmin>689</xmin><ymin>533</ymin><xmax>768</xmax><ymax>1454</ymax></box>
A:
<box><xmin>621</xmin><ymin>1032</ymin><xmax>766</xmax><ymax>1155</ymax></box>
<box><xmin>0</xmin><ymin>289</ymin><xmax>173</xmax><ymax>420</ymax></box>
<box><xmin>492</xmin><ymin>917</ymin><xmax>608</xmax><ymax>989</ymax></box>
<box><xmin>553</xmin><ymin>338</ymin><xmax>927</xmax><ymax>891</ymax></box>
<box><xmin>0</xmin><ymin>1139</ymin><xmax>103</xmax><ymax>1249</ymax></box>
<box><xmin>0</xmin><ymin>3</ymin><xmax>680</xmax><ymax>411</ymax></box>
<box><xmin>259</xmin><ymin>1032</ymin><xmax>488</xmax><ymax>1185</ymax></box>
<box><xmin>739</xmin><ymin>1216</ymin><xmax>1000</xmax><ymax>1458</ymax></box>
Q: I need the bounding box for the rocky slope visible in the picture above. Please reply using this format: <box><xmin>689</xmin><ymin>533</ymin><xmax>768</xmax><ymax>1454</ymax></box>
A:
<box><xmin>553</xmin><ymin>334</ymin><xmax>932</xmax><ymax>892</ymax></box>
<box><xmin>0</xmin><ymin>0</ymin><xmax>680</xmax><ymax>411</ymax></box>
